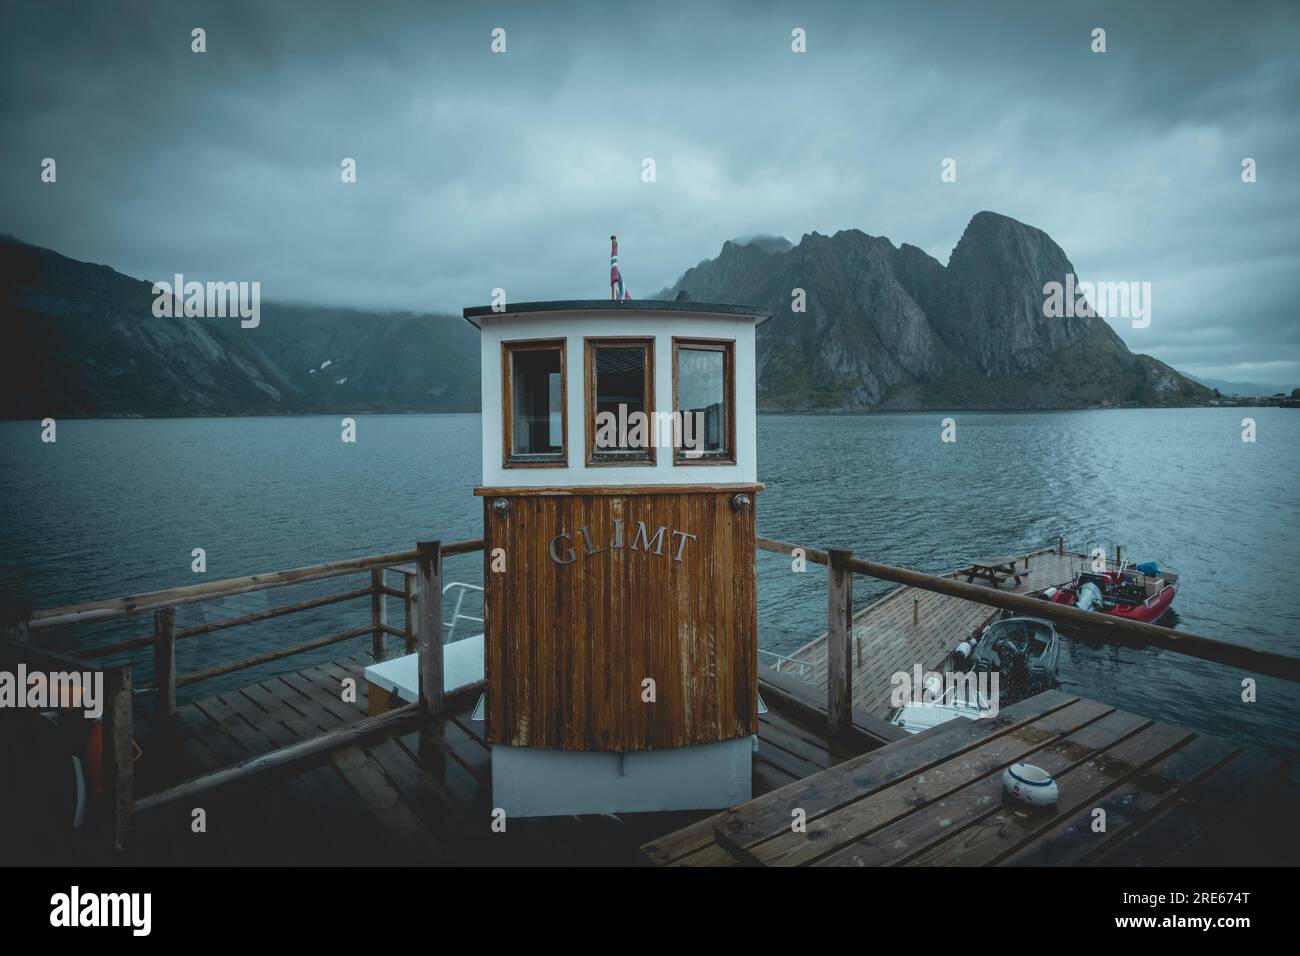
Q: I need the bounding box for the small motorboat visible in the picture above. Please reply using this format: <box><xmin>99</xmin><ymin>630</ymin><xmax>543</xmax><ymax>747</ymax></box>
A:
<box><xmin>1045</xmin><ymin>561</ymin><xmax>1178</xmax><ymax>624</ymax></box>
<box><xmin>954</xmin><ymin>615</ymin><xmax>1061</xmax><ymax>705</ymax></box>
<box><xmin>889</xmin><ymin>675</ymin><xmax>991</xmax><ymax>735</ymax></box>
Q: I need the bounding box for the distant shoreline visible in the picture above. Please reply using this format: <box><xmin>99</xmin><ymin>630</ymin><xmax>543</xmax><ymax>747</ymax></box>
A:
<box><xmin>5</xmin><ymin>403</ymin><xmax>1293</xmax><ymax>424</ymax></box>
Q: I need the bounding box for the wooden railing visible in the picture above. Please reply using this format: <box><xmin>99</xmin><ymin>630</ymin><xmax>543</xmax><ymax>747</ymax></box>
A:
<box><xmin>756</xmin><ymin>535</ymin><xmax>1300</xmax><ymax>735</ymax></box>
<box><xmin>20</xmin><ymin>528</ymin><xmax>1296</xmax><ymax>847</ymax></box>
<box><xmin>24</xmin><ymin>539</ymin><xmax>483</xmax><ymax>715</ymax></box>
<box><xmin>10</xmin><ymin>537</ymin><xmax>485</xmax><ymax>848</ymax></box>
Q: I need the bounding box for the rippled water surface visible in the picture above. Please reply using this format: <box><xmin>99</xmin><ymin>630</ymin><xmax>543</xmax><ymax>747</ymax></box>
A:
<box><xmin>2</xmin><ymin>409</ymin><xmax>1296</xmax><ymax>754</ymax></box>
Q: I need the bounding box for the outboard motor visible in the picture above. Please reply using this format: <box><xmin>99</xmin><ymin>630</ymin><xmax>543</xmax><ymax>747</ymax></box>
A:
<box><xmin>951</xmin><ymin>640</ymin><xmax>972</xmax><ymax>669</ymax></box>
<box><xmin>1076</xmin><ymin>580</ymin><xmax>1103</xmax><ymax>613</ymax></box>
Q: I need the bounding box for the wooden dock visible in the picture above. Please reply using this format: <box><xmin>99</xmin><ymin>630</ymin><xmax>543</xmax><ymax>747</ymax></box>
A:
<box><xmin>641</xmin><ymin>689</ymin><xmax>1299</xmax><ymax>867</ymax></box>
<box><xmin>779</xmin><ymin>547</ymin><xmax>1086</xmax><ymax>719</ymax></box>
<box><xmin>8</xmin><ymin>535</ymin><xmax>1298</xmax><ymax>867</ymax></box>
<box><xmin>25</xmin><ymin>653</ymin><xmax>877</xmax><ymax>866</ymax></box>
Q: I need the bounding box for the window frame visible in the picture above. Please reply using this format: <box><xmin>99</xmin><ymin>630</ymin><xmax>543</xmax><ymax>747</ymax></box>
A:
<box><xmin>501</xmin><ymin>337</ymin><xmax>568</xmax><ymax>469</ymax></box>
<box><xmin>584</xmin><ymin>336</ymin><xmax>657</xmax><ymax>467</ymax></box>
<box><xmin>671</xmin><ymin>336</ymin><xmax>736</xmax><ymax>466</ymax></box>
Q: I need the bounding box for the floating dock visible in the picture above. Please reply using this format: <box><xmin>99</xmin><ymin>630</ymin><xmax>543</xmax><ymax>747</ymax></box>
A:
<box><xmin>777</xmin><ymin>545</ymin><xmax>1092</xmax><ymax>720</ymax></box>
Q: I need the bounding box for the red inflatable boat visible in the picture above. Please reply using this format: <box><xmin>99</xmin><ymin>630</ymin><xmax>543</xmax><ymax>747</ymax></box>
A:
<box><xmin>1046</xmin><ymin>565</ymin><xmax>1178</xmax><ymax>623</ymax></box>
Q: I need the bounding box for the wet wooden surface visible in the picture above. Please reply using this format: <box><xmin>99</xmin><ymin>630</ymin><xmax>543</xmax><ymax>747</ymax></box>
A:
<box><xmin>641</xmin><ymin>689</ymin><xmax>1297</xmax><ymax>867</ymax></box>
<box><xmin>105</xmin><ymin>653</ymin><xmax>869</xmax><ymax>865</ymax></box>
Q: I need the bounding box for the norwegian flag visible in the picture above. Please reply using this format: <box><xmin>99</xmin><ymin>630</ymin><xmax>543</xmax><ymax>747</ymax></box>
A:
<box><xmin>610</xmin><ymin>234</ymin><xmax>630</xmax><ymax>300</ymax></box>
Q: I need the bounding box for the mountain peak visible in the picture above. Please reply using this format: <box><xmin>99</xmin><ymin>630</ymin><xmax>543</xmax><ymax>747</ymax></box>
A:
<box><xmin>725</xmin><ymin>234</ymin><xmax>792</xmax><ymax>254</ymax></box>
<box><xmin>3</xmin><ymin>223</ymin><xmax>1215</xmax><ymax>418</ymax></box>
<box><xmin>661</xmin><ymin>215</ymin><xmax>1212</xmax><ymax>410</ymax></box>
<box><xmin>964</xmin><ymin>210</ymin><xmax>1038</xmax><ymax>232</ymax></box>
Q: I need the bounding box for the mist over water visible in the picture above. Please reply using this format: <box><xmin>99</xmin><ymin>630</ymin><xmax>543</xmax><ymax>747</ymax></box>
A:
<box><xmin>2</xmin><ymin>408</ymin><xmax>1296</xmax><ymax>755</ymax></box>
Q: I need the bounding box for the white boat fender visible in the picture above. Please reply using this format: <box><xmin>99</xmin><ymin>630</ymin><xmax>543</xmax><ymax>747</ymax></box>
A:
<box><xmin>952</xmin><ymin>641</ymin><xmax>972</xmax><ymax>665</ymax></box>
<box><xmin>1002</xmin><ymin>763</ymin><xmax>1059</xmax><ymax>807</ymax></box>
<box><xmin>1043</xmin><ymin>587</ymin><xmax>1057</xmax><ymax>599</ymax></box>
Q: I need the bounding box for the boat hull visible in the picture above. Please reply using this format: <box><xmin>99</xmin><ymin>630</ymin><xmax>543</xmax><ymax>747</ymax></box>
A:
<box><xmin>1048</xmin><ymin>581</ymin><xmax>1177</xmax><ymax>623</ymax></box>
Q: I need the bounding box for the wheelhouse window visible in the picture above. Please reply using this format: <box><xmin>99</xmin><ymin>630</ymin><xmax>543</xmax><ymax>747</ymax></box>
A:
<box><xmin>503</xmin><ymin>339</ymin><xmax>566</xmax><ymax>467</ymax></box>
<box><xmin>586</xmin><ymin>338</ymin><xmax>655</xmax><ymax>465</ymax></box>
<box><xmin>673</xmin><ymin>338</ymin><xmax>734</xmax><ymax>464</ymax></box>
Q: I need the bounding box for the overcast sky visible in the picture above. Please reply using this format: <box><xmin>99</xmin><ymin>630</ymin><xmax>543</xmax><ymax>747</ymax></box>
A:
<box><xmin>2</xmin><ymin>0</ymin><xmax>1297</xmax><ymax>388</ymax></box>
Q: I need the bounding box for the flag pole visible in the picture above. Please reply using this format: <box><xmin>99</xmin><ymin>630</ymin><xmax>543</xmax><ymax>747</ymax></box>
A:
<box><xmin>610</xmin><ymin>234</ymin><xmax>629</xmax><ymax>301</ymax></box>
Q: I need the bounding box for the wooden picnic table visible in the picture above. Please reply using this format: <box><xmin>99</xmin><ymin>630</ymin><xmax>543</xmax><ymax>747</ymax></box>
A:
<box><xmin>964</xmin><ymin>557</ymin><xmax>1024</xmax><ymax>588</ymax></box>
<box><xmin>641</xmin><ymin>690</ymin><xmax>1295</xmax><ymax>867</ymax></box>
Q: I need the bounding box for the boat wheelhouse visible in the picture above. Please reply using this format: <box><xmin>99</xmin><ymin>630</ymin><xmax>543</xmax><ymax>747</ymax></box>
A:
<box><xmin>465</xmin><ymin>298</ymin><xmax>771</xmax><ymax>816</ymax></box>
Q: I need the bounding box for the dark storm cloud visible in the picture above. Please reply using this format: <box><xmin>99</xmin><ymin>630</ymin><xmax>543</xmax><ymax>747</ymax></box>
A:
<box><xmin>2</xmin><ymin>0</ymin><xmax>1297</xmax><ymax>386</ymax></box>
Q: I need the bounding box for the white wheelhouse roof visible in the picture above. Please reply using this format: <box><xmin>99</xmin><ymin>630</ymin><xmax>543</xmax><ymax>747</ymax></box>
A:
<box><xmin>463</xmin><ymin>299</ymin><xmax>772</xmax><ymax>329</ymax></box>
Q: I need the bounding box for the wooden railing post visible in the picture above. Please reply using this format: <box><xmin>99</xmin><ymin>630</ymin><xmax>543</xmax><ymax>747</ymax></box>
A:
<box><xmin>827</xmin><ymin>548</ymin><xmax>854</xmax><ymax>736</ymax></box>
<box><xmin>402</xmin><ymin>572</ymin><xmax>416</xmax><ymax>654</ymax></box>
<box><xmin>1115</xmin><ymin>544</ymin><xmax>1122</xmax><ymax>568</ymax></box>
<box><xmin>153</xmin><ymin>607</ymin><xmax>176</xmax><ymax>725</ymax></box>
<box><xmin>1058</xmin><ymin>535</ymin><xmax>1064</xmax><ymax>556</ymax></box>
<box><xmin>416</xmin><ymin>540</ymin><xmax>444</xmax><ymax>716</ymax></box>
<box><xmin>370</xmin><ymin>569</ymin><xmax>387</xmax><ymax>660</ymax></box>
<box><xmin>103</xmin><ymin>663</ymin><xmax>134</xmax><ymax>853</ymax></box>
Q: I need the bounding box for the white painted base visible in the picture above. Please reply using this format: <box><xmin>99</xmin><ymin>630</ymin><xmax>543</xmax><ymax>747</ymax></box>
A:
<box><xmin>490</xmin><ymin>737</ymin><xmax>753</xmax><ymax>817</ymax></box>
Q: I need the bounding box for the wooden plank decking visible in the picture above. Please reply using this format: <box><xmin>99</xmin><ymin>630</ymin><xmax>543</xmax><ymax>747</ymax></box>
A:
<box><xmin>114</xmin><ymin>654</ymin><xmax>877</xmax><ymax>866</ymax></box>
<box><xmin>640</xmin><ymin>689</ymin><xmax>1298</xmax><ymax>867</ymax></box>
<box><xmin>780</xmin><ymin>547</ymin><xmax>1088</xmax><ymax>719</ymax></box>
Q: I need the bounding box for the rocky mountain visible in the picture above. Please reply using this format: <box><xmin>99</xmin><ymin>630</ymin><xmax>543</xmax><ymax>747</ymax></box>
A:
<box><xmin>661</xmin><ymin>212</ymin><xmax>1213</xmax><ymax>410</ymax></box>
<box><xmin>1</xmin><ymin>212</ymin><xmax>1213</xmax><ymax>419</ymax></box>
<box><xmin>0</xmin><ymin>237</ymin><xmax>479</xmax><ymax>419</ymax></box>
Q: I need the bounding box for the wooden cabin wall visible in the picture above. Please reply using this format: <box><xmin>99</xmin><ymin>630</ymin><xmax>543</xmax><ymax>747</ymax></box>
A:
<box><xmin>482</xmin><ymin>488</ymin><xmax>759</xmax><ymax>752</ymax></box>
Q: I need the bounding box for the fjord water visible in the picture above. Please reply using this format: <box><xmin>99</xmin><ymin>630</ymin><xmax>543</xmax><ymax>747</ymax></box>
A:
<box><xmin>2</xmin><ymin>409</ymin><xmax>1297</xmax><ymax>756</ymax></box>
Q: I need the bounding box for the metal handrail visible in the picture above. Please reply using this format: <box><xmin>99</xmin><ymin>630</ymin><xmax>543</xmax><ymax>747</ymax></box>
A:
<box><xmin>442</xmin><ymin>581</ymin><xmax>483</xmax><ymax>644</ymax></box>
<box><xmin>758</xmin><ymin>648</ymin><xmax>813</xmax><ymax>680</ymax></box>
